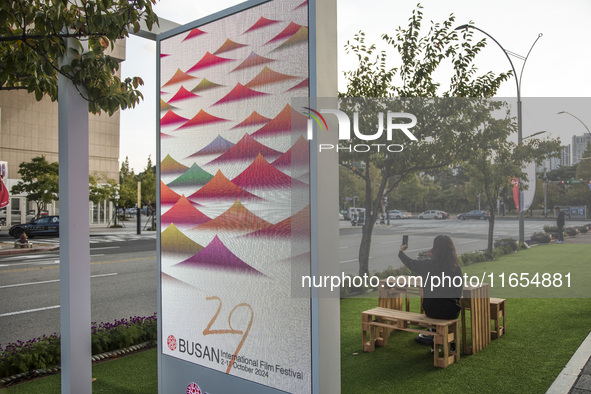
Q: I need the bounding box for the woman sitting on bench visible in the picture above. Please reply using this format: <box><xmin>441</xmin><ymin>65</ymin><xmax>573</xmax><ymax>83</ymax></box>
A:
<box><xmin>398</xmin><ymin>235</ymin><xmax>463</xmax><ymax>346</ymax></box>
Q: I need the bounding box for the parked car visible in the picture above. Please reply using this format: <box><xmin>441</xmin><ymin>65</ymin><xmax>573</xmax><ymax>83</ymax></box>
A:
<box><xmin>458</xmin><ymin>210</ymin><xmax>490</xmax><ymax>220</ymax></box>
<box><xmin>389</xmin><ymin>210</ymin><xmax>412</xmax><ymax>219</ymax></box>
<box><xmin>8</xmin><ymin>216</ymin><xmax>60</xmax><ymax>238</ymax></box>
<box><xmin>418</xmin><ymin>210</ymin><xmax>449</xmax><ymax>220</ymax></box>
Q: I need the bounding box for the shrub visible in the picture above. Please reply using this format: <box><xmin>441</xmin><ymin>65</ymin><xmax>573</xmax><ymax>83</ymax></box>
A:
<box><xmin>531</xmin><ymin>232</ymin><xmax>551</xmax><ymax>244</ymax></box>
<box><xmin>0</xmin><ymin>314</ymin><xmax>157</xmax><ymax>379</ymax></box>
<box><xmin>493</xmin><ymin>238</ymin><xmax>519</xmax><ymax>252</ymax></box>
<box><xmin>577</xmin><ymin>226</ymin><xmax>589</xmax><ymax>234</ymax></box>
<box><xmin>544</xmin><ymin>225</ymin><xmax>558</xmax><ymax>233</ymax></box>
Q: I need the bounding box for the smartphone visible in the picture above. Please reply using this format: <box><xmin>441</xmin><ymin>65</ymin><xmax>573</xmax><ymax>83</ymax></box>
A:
<box><xmin>402</xmin><ymin>235</ymin><xmax>409</xmax><ymax>246</ymax></box>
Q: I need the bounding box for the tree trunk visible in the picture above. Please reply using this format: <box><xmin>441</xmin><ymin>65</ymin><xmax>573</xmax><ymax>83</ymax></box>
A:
<box><xmin>358</xmin><ymin>220</ymin><xmax>374</xmax><ymax>275</ymax></box>
<box><xmin>487</xmin><ymin>212</ymin><xmax>495</xmax><ymax>253</ymax></box>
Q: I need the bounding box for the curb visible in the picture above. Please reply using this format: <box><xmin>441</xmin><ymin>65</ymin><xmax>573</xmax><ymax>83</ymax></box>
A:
<box><xmin>0</xmin><ymin>245</ymin><xmax>59</xmax><ymax>256</ymax></box>
<box><xmin>0</xmin><ymin>341</ymin><xmax>156</xmax><ymax>387</ymax></box>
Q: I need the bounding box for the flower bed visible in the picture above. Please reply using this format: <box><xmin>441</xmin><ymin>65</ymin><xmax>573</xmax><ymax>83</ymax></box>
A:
<box><xmin>0</xmin><ymin>314</ymin><xmax>157</xmax><ymax>379</ymax></box>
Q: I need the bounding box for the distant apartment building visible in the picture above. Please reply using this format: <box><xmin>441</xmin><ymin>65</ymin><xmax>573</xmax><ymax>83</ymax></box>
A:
<box><xmin>536</xmin><ymin>145</ymin><xmax>571</xmax><ymax>173</ymax></box>
<box><xmin>572</xmin><ymin>134</ymin><xmax>591</xmax><ymax>165</ymax></box>
<box><xmin>0</xmin><ymin>41</ymin><xmax>125</xmax><ymax>228</ymax></box>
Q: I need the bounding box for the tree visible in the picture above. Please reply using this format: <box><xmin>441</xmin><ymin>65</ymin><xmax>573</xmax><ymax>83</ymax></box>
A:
<box><xmin>118</xmin><ymin>156</ymin><xmax>137</xmax><ymax>210</ymax></box>
<box><xmin>11</xmin><ymin>156</ymin><xmax>59</xmax><ymax>216</ymax></box>
<box><xmin>0</xmin><ymin>0</ymin><xmax>158</xmax><ymax>115</ymax></box>
<box><xmin>138</xmin><ymin>155</ymin><xmax>155</xmax><ymax>208</ymax></box>
<box><xmin>464</xmin><ymin>102</ymin><xmax>560</xmax><ymax>252</ymax></box>
<box><xmin>341</xmin><ymin>6</ymin><xmax>512</xmax><ymax>275</ymax></box>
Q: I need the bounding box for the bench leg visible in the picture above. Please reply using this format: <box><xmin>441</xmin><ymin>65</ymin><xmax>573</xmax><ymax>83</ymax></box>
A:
<box><xmin>362</xmin><ymin>313</ymin><xmax>373</xmax><ymax>352</ymax></box>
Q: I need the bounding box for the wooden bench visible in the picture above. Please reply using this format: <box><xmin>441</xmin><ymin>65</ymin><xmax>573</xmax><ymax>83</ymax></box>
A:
<box><xmin>490</xmin><ymin>298</ymin><xmax>506</xmax><ymax>339</ymax></box>
<box><xmin>362</xmin><ymin>307</ymin><xmax>460</xmax><ymax>368</ymax></box>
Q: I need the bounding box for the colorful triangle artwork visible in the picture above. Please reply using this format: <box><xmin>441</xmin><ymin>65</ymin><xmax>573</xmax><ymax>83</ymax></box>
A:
<box><xmin>243</xmin><ymin>16</ymin><xmax>280</xmax><ymax>34</ymax></box>
<box><xmin>168</xmin><ymin>163</ymin><xmax>213</xmax><ymax>187</ymax></box>
<box><xmin>206</xmin><ymin>133</ymin><xmax>282</xmax><ymax>165</ymax></box>
<box><xmin>161</xmin><ymin>195</ymin><xmax>210</xmax><ymax>227</ymax></box>
<box><xmin>212</xmin><ymin>83</ymin><xmax>268</xmax><ymax>106</ymax></box>
<box><xmin>272</xmin><ymin>135</ymin><xmax>310</xmax><ymax>169</ymax></box>
<box><xmin>161</xmin><ymin>154</ymin><xmax>189</xmax><ymax>176</ymax></box>
<box><xmin>231</xmin><ymin>111</ymin><xmax>270</xmax><ymax>129</ymax></box>
<box><xmin>187</xmin><ymin>52</ymin><xmax>233</xmax><ymax>73</ymax></box>
<box><xmin>231</xmin><ymin>154</ymin><xmax>306</xmax><ymax>190</ymax></box>
<box><xmin>182</xmin><ymin>27</ymin><xmax>206</xmax><ymax>42</ymax></box>
<box><xmin>214</xmin><ymin>38</ymin><xmax>248</xmax><ymax>55</ymax></box>
<box><xmin>195</xmin><ymin>200</ymin><xmax>271</xmax><ymax>232</ymax></box>
<box><xmin>251</xmin><ymin>104</ymin><xmax>308</xmax><ymax>138</ymax></box>
<box><xmin>231</xmin><ymin>51</ymin><xmax>275</xmax><ymax>72</ymax></box>
<box><xmin>176</xmin><ymin>235</ymin><xmax>264</xmax><ymax>275</ymax></box>
<box><xmin>265</xmin><ymin>22</ymin><xmax>303</xmax><ymax>45</ymax></box>
<box><xmin>162</xmin><ymin>68</ymin><xmax>197</xmax><ymax>88</ymax></box>
<box><xmin>160</xmin><ymin>99</ymin><xmax>176</xmax><ymax>112</ymax></box>
<box><xmin>168</xmin><ymin>86</ymin><xmax>199</xmax><ymax>103</ymax></box>
<box><xmin>161</xmin><ymin>223</ymin><xmax>204</xmax><ymax>256</ymax></box>
<box><xmin>244</xmin><ymin>66</ymin><xmax>298</xmax><ymax>88</ymax></box>
<box><xmin>286</xmin><ymin>78</ymin><xmax>309</xmax><ymax>92</ymax></box>
<box><xmin>186</xmin><ymin>135</ymin><xmax>235</xmax><ymax>157</ymax></box>
<box><xmin>244</xmin><ymin>205</ymin><xmax>310</xmax><ymax>238</ymax></box>
<box><xmin>160</xmin><ymin>110</ymin><xmax>188</xmax><ymax>127</ymax></box>
<box><xmin>176</xmin><ymin>110</ymin><xmax>228</xmax><ymax>130</ymax></box>
<box><xmin>188</xmin><ymin>170</ymin><xmax>262</xmax><ymax>202</ymax></box>
<box><xmin>190</xmin><ymin>78</ymin><xmax>223</xmax><ymax>94</ymax></box>
<box><xmin>272</xmin><ymin>26</ymin><xmax>308</xmax><ymax>52</ymax></box>
<box><xmin>161</xmin><ymin>181</ymin><xmax>182</xmax><ymax>205</ymax></box>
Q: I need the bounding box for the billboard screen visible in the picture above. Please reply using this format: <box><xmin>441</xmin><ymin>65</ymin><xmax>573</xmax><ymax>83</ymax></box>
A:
<box><xmin>158</xmin><ymin>0</ymin><xmax>311</xmax><ymax>392</ymax></box>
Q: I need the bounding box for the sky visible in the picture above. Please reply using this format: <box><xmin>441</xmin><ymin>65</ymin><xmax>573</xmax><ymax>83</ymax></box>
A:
<box><xmin>119</xmin><ymin>0</ymin><xmax>591</xmax><ymax>173</ymax></box>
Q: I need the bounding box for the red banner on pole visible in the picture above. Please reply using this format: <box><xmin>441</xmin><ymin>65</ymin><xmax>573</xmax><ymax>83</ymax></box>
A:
<box><xmin>511</xmin><ymin>177</ymin><xmax>519</xmax><ymax>211</ymax></box>
<box><xmin>0</xmin><ymin>178</ymin><xmax>9</xmax><ymax>209</ymax></box>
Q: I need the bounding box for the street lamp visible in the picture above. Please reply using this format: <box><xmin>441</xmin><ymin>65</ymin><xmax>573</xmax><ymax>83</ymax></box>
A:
<box><xmin>454</xmin><ymin>24</ymin><xmax>543</xmax><ymax>243</ymax></box>
<box><xmin>557</xmin><ymin>111</ymin><xmax>591</xmax><ymax>135</ymax></box>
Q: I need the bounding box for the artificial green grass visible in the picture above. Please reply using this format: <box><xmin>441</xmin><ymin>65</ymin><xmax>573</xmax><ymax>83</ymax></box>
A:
<box><xmin>1</xmin><ymin>349</ymin><xmax>157</xmax><ymax>393</ymax></box>
<box><xmin>341</xmin><ymin>243</ymin><xmax>591</xmax><ymax>393</ymax></box>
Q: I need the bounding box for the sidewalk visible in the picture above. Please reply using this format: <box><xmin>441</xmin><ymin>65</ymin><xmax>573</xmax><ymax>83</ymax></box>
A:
<box><xmin>547</xmin><ymin>231</ymin><xmax>591</xmax><ymax>393</ymax></box>
<box><xmin>0</xmin><ymin>222</ymin><xmax>155</xmax><ymax>256</ymax></box>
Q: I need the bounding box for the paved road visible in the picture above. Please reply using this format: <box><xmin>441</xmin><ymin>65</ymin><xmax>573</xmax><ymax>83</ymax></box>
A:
<box><xmin>339</xmin><ymin>218</ymin><xmax>563</xmax><ymax>275</ymax></box>
<box><xmin>0</xmin><ymin>238</ymin><xmax>157</xmax><ymax>346</ymax></box>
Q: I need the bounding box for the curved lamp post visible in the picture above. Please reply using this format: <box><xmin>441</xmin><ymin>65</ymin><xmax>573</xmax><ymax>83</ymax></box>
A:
<box><xmin>454</xmin><ymin>24</ymin><xmax>542</xmax><ymax>243</ymax></box>
<box><xmin>557</xmin><ymin>111</ymin><xmax>591</xmax><ymax>135</ymax></box>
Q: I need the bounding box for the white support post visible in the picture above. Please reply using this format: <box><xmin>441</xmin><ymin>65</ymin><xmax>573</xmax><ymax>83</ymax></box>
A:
<box><xmin>58</xmin><ymin>43</ymin><xmax>92</xmax><ymax>393</ymax></box>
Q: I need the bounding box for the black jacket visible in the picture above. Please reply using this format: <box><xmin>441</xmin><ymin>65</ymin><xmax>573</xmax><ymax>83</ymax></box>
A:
<box><xmin>398</xmin><ymin>251</ymin><xmax>463</xmax><ymax>319</ymax></box>
<box><xmin>557</xmin><ymin>211</ymin><xmax>566</xmax><ymax>227</ymax></box>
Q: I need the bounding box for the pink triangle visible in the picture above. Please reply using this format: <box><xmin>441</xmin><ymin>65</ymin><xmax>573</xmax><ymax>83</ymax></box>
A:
<box><xmin>212</xmin><ymin>83</ymin><xmax>268</xmax><ymax>106</ymax></box>
<box><xmin>244</xmin><ymin>17</ymin><xmax>280</xmax><ymax>34</ymax></box>
<box><xmin>187</xmin><ymin>52</ymin><xmax>233</xmax><ymax>73</ymax></box>
<box><xmin>168</xmin><ymin>86</ymin><xmax>200</xmax><ymax>103</ymax></box>
<box><xmin>182</xmin><ymin>28</ymin><xmax>207</xmax><ymax>42</ymax></box>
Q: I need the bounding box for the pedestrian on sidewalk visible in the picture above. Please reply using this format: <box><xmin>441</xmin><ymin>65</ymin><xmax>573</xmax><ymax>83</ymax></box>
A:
<box><xmin>556</xmin><ymin>207</ymin><xmax>566</xmax><ymax>243</ymax></box>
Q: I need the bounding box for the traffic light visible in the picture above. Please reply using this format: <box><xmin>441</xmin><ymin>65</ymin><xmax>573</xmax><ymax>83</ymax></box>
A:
<box><xmin>560</xmin><ymin>180</ymin><xmax>565</xmax><ymax>184</ymax></box>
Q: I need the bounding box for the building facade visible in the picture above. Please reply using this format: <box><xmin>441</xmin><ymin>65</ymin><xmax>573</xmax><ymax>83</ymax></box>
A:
<box><xmin>0</xmin><ymin>41</ymin><xmax>125</xmax><ymax>228</ymax></box>
<box><xmin>572</xmin><ymin>134</ymin><xmax>591</xmax><ymax>165</ymax></box>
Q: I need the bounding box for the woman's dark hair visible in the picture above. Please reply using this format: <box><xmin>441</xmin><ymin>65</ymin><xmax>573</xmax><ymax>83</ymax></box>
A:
<box><xmin>431</xmin><ymin>235</ymin><xmax>459</xmax><ymax>271</ymax></box>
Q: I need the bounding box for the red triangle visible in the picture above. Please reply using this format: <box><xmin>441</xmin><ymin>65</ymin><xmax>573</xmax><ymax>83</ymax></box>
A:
<box><xmin>161</xmin><ymin>110</ymin><xmax>189</xmax><ymax>127</ymax></box>
<box><xmin>177</xmin><ymin>110</ymin><xmax>228</xmax><ymax>130</ymax></box>
<box><xmin>251</xmin><ymin>104</ymin><xmax>308</xmax><ymax>137</ymax></box>
<box><xmin>231</xmin><ymin>111</ymin><xmax>270</xmax><ymax>129</ymax></box>
<box><xmin>182</xmin><ymin>28</ymin><xmax>206</xmax><ymax>41</ymax></box>
<box><xmin>212</xmin><ymin>83</ymin><xmax>268</xmax><ymax>106</ymax></box>
<box><xmin>244</xmin><ymin>16</ymin><xmax>280</xmax><ymax>34</ymax></box>
<box><xmin>168</xmin><ymin>86</ymin><xmax>199</xmax><ymax>103</ymax></box>
<box><xmin>272</xmin><ymin>136</ymin><xmax>310</xmax><ymax>168</ymax></box>
<box><xmin>265</xmin><ymin>22</ymin><xmax>303</xmax><ymax>45</ymax></box>
<box><xmin>162</xmin><ymin>68</ymin><xmax>197</xmax><ymax>88</ymax></box>
<box><xmin>195</xmin><ymin>200</ymin><xmax>271</xmax><ymax>231</ymax></box>
<box><xmin>161</xmin><ymin>195</ymin><xmax>210</xmax><ymax>227</ymax></box>
<box><xmin>188</xmin><ymin>170</ymin><xmax>262</xmax><ymax>202</ymax></box>
<box><xmin>187</xmin><ymin>52</ymin><xmax>233</xmax><ymax>73</ymax></box>
<box><xmin>207</xmin><ymin>133</ymin><xmax>281</xmax><ymax>165</ymax></box>
<box><xmin>161</xmin><ymin>181</ymin><xmax>181</xmax><ymax>205</ymax></box>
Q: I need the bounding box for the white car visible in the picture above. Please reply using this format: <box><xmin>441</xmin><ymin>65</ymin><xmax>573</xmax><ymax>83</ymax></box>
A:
<box><xmin>389</xmin><ymin>210</ymin><xmax>411</xmax><ymax>219</ymax></box>
<box><xmin>418</xmin><ymin>210</ymin><xmax>448</xmax><ymax>220</ymax></box>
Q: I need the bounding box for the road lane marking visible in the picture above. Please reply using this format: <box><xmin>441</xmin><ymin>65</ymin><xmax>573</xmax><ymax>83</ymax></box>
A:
<box><xmin>0</xmin><ymin>256</ymin><xmax>152</xmax><ymax>274</ymax></box>
<box><xmin>0</xmin><ymin>254</ymin><xmax>56</xmax><ymax>261</ymax></box>
<box><xmin>340</xmin><ymin>257</ymin><xmax>373</xmax><ymax>264</ymax></box>
<box><xmin>91</xmin><ymin>254</ymin><xmax>105</xmax><ymax>257</ymax></box>
<box><xmin>0</xmin><ymin>305</ymin><xmax>60</xmax><ymax>317</ymax></box>
<box><xmin>90</xmin><ymin>246</ymin><xmax>120</xmax><ymax>250</ymax></box>
<box><xmin>457</xmin><ymin>240</ymin><xmax>482</xmax><ymax>245</ymax></box>
<box><xmin>0</xmin><ymin>273</ymin><xmax>118</xmax><ymax>289</ymax></box>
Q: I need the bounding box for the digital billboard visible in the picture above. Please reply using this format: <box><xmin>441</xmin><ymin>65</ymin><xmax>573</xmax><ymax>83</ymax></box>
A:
<box><xmin>158</xmin><ymin>0</ymin><xmax>312</xmax><ymax>392</ymax></box>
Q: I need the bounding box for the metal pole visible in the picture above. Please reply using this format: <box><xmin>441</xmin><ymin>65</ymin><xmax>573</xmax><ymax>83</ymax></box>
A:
<box><xmin>58</xmin><ymin>39</ymin><xmax>91</xmax><ymax>393</ymax></box>
<box><xmin>454</xmin><ymin>25</ymin><xmax>542</xmax><ymax>243</ymax></box>
<box><xmin>137</xmin><ymin>181</ymin><xmax>141</xmax><ymax>235</ymax></box>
